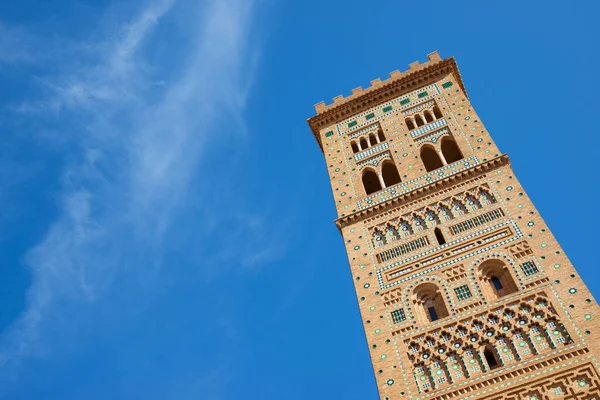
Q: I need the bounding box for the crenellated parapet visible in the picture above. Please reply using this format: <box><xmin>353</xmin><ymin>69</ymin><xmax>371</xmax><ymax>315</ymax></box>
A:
<box><xmin>307</xmin><ymin>51</ymin><xmax>468</xmax><ymax>150</ymax></box>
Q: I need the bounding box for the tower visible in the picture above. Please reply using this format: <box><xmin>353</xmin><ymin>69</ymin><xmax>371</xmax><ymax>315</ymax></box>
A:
<box><xmin>307</xmin><ymin>52</ymin><xmax>600</xmax><ymax>399</ymax></box>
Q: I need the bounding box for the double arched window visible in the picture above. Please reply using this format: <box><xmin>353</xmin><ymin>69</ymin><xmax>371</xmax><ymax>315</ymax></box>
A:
<box><xmin>420</xmin><ymin>136</ymin><xmax>464</xmax><ymax>172</ymax></box>
<box><xmin>421</xmin><ymin>145</ymin><xmax>444</xmax><ymax>172</ymax></box>
<box><xmin>361</xmin><ymin>160</ymin><xmax>401</xmax><ymax>195</ymax></box>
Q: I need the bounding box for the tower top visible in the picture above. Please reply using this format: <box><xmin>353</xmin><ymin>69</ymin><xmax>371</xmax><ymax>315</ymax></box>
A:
<box><xmin>307</xmin><ymin>51</ymin><xmax>467</xmax><ymax>151</ymax></box>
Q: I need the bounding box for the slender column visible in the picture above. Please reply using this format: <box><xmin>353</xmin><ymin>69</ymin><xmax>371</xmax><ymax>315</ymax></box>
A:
<box><xmin>378</xmin><ymin>173</ymin><xmax>386</xmax><ymax>189</ymax></box>
<box><xmin>438</xmin><ymin>149</ymin><xmax>448</xmax><ymax>165</ymax></box>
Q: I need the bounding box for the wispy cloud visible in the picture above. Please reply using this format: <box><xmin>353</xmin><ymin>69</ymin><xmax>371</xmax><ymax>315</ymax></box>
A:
<box><xmin>0</xmin><ymin>0</ymin><xmax>280</xmax><ymax>385</ymax></box>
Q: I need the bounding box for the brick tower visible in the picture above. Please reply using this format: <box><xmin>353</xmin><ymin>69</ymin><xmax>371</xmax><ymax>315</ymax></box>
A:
<box><xmin>307</xmin><ymin>51</ymin><xmax>600</xmax><ymax>400</ymax></box>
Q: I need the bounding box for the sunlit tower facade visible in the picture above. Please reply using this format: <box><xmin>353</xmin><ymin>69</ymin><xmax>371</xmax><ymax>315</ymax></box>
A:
<box><xmin>307</xmin><ymin>52</ymin><xmax>600</xmax><ymax>400</ymax></box>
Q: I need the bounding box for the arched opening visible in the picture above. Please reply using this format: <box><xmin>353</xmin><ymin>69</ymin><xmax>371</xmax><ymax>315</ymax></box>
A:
<box><xmin>368</xmin><ymin>133</ymin><xmax>377</xmax><ymax>146</ymax></box>
<box><xmin>413</xmin><ymin>283</ymin><xmax>449</xmax><ymax>324</ymax></box>
<box><xmin>433</xmin><ymin>106</ymin><xmax>443</xmax><ymax>119</ymax></box>
<box><xmin>479</xmin><ymin>260</ymin><xmax>519</xmax><ymax>299</ymax></box>
<box><xmin>415</xmin><ymin>114</ymin><xmax>425</xmax><ymax>127</ymax></box>
<box><xmin>420</xmin><ymin>145</ymin><xmax>444</xmax><ymax>172</ymax></box>
<box><xmin>351</xmin><ymin>141</ymin><xmax>359</xmax><ymax>153</ymax></box>
<box><xmin>405</xmin><ymin>118</ymin><xmax>415</xmax><ymax>130</ymax></box>
<box><xmin>428</xmin><ymin>307</ymin><xmax>439</xmax><ymax>321</ymax></box>
<box><xmin>360</xmin><ymin>137</ymin><xmax>369</xmax><ymax>150</ymax></box>
<box><xmin>491</xmin><ymin>277</ymin><xmax>503</xmax><ymax>291</ymax></box>
<box><xmin>362</xmin><ymin>169</ymin><xmax>382</xmax><ymax>195</ymax></box>
<box><xmin>424</xmin><ymin>110</ymin><xmax>434</xmax><ymax>123</ymax></box>
<box><xmin>483</xmin><ymin>345</ymin><xmax>500</xmax><ymax>370</ymax></box>
<box><xmin>377</xmin><ymin>129</ymin><xmax>385</xmax><ymax>142</ymax></box>
<box><xmin>441</xmin><ymin>137</ymin><xmax>463</xmax><ymax>164</ymax></box>
<box><xmin>434</xmin><ymin>227</ymin><xmax>446</xmax><ymax>245</ymax></box>
<box><xmin>381</xmin><ymin>161</ymin><xmax>401</xmax><ymax>187</ymax></box>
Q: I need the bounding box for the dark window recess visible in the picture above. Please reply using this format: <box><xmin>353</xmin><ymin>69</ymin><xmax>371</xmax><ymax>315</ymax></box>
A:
<box><xmin>428</xmin><ymin>307</ymin><xmax>439</xmax><ymax>322</ymax></box>
<box><xmin>492</xmin><ymin>277</ymin><xmax>503</xmax><ymax>291</ymax></box>
<box><xmin>434</xmin><ymin>228</ymin><xmax>446</xmax><ymax>245</ymax></box>
<box><xmin>484</xmin><ymin>347</ymin><xmax>499</xmax><ymax>369</ymax></box>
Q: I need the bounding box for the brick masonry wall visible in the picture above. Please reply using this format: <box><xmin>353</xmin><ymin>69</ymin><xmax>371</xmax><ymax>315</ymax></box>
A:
<box><xmin>308</xmin><ymin>54</ymin><xmax>600</xmax><ymax>400</ymax></box>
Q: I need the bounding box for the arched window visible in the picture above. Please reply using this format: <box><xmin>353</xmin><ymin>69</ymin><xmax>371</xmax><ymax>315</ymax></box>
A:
<box><xmin>479</xmin><ymin>260</ymin><xmax>519</xmax><ymax>299</ymax></box>
<box><xmin>405</xmin><ymin>118</ymin><xmax>415</xmax><ymax>130</ymax></box>
<box><xmin>381</xmin><ymin>161</ymin><xmax>401</xmax><ymax>187</ymax></box>
<box><xmin>424</xmin><ymin>110</ymin><xmax>434</xmax><ymax>123</ymax></box>
<box><xmin>415</xmin><ymin>114</ymin><xmax>425</xmax><ymax>127</ymax></box>
<box><xmin>434</xmin><ymin>227</ymin><xmax>446</xmax><ymax>245</ymax></box>
<box><xmin>483</xmin><ymin>345</ymin><xmax>500</xmax><ymax>370</ymax></box>
<box><xmin>421</xmin><ymin>145</ymin><xmax>444</xmax><ymax>172</ymax></box>
<box><xmin>362</xmin><ymin>169</ymin><xmax>382</xmax><ymax>195</ymax></box>
<box><xmin>368</xmin><ymin>133</ymin><xmax>377</xmax><ymax>146</ymax></box>
<box><xmin>377</xmin><ymin>129</ymin><xmax>385</xmax><ymax>142</ymax></box>
<box><xmin>491</xmin><ymin>277</ymin><xmax>503</xmax><ymax>291</ymax></box>
<box><xmin>433</xmin><ymin>106</ymin><xmax>443</xmax><ymax>119</ymax></box>
<box><xmin>351</xmin><ymin>141</ymin><xmax>359</xmax><ymax>153</ymax></box>
<box><xmin>360</xmin><ymin>137</ymin><xmax>369</xmax><ymax>150</ymax></box>
<box><xmin>441</xmin><ymin>137</ymin><xmax>463</xmax><ymax>164</ymax></box>
<box><xmin>413</xmin><ymin>283</ymin><xmax>449</xmax><ymax>324</ymax></box>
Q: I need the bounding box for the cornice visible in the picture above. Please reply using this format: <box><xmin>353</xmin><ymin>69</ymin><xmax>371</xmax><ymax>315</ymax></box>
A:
<box><xmin>306</xmin><ymin>53</ymin><xmax>468</xmax><ymax>152</ymax></box>
<box><xmin>334</xmin><ymin>155</ymin><xmax>510</xmax><ymax>231</ymax></box>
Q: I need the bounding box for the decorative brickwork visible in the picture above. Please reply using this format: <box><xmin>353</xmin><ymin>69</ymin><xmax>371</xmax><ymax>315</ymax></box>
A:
<box><xmin>306</xmin><ymin>51</ymin><xmax>600</xmax><ymax>400</ymax></box>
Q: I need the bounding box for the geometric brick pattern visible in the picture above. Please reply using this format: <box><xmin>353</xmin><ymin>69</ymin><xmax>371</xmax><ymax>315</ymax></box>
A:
<box><xmin>307</xmin><ymin>51</ymin><xmax>600</xmax><ymax>399</ymax></box>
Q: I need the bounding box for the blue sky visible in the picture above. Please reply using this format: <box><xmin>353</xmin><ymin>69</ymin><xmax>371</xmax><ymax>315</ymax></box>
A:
<box><xmin>0</xmin><ymin>1</ymin><xmax>599</xmax><ymax>399</ymax></box>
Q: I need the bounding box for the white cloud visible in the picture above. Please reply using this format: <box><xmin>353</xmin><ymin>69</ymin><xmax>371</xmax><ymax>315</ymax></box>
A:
<box><xmin>0</xmin><ymin>0</ymin><xmax>280</xmax><ymax>379</ymax></box>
